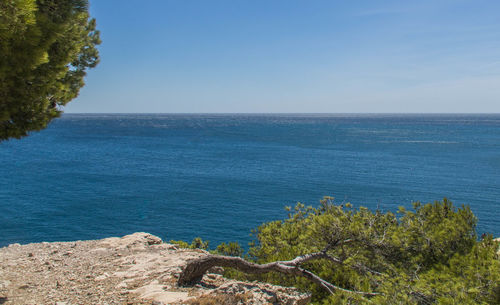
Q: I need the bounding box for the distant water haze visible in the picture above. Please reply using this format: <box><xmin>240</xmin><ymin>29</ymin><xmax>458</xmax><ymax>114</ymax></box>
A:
<box><xmin>0</xmin><ymin>114</ymin><xmax>499</xmax><ymax>246</ymax></box>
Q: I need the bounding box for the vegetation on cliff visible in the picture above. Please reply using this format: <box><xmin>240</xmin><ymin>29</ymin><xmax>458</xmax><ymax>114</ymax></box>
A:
<box><xmin>180</xmin><ymin>198</ymin><xmax>500</xmax><ymax>304</ymax></box>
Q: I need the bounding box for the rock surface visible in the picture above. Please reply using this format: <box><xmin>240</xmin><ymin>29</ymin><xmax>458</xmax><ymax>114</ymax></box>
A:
<box><xmin>0</xmin><ymin>233</ymin><xmax>310</xmax><ymax>305</ymax></box>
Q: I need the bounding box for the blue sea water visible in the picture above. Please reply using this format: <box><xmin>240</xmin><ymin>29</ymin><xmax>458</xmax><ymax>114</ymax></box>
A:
<box><xmin>0</xmin><ymin>114</ymin><xmax>499</xmax><ymax>247</ymax></box>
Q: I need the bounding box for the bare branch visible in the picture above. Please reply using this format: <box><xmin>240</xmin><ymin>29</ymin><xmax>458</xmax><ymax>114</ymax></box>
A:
<box><xmin>281</xmin><ymin>251</ymin><xmax>342</xmax><ymax>266</ymax></box>
<box><xmin>284</xmin><ymin>251</ymin><xmax>383</xmax><ymax>276</ymax></box>
<box><xmin>178</xmin><ymin>254</ymin><xmax>379</xmax><ymax>297</ymax></box>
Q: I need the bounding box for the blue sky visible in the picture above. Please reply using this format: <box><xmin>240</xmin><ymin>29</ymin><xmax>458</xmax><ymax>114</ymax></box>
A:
<box><xmin>67</xmin><ymin>0</ymin><xmax>500</xmax><ymax>113</ymax></box>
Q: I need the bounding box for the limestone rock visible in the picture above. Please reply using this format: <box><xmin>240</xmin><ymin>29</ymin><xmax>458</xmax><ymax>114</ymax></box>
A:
<box><xmin>202</xmin><ymin>280</ymin><xmax>311</xmax><ymax>305</ymax></box>
<box><xmin>0</xmin><ymin>233</ymin><xmax>309</xmax><ymax>305</ymax></box>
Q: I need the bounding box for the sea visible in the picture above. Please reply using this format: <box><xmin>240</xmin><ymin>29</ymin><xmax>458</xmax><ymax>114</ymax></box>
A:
<box><xmin>1</xmin><ymin>114</ymin><xmax>499</xmax><ymax>247</ymax></box>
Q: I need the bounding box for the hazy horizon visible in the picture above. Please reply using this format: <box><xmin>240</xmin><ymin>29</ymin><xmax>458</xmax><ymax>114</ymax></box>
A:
<box><xmin>63</xmin><ymin>112</ymin><xmax>500</xmax><ymax>115</ymax></box>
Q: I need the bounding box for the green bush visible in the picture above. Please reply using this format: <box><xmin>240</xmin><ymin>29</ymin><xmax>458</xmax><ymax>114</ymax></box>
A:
<box><xmin>245</xmin><ymin>197</ymin><xmax>499</xmax><ymax>304</ymax></box>
<box><xmin>170</xmin><ymin>237</ymin><xmax>210</xmax><ymax>250</ymax></box>
<box><xmin>174</xmin><ymin>198</ymin><xmax>499</xmax><ymax>304</ymax></box>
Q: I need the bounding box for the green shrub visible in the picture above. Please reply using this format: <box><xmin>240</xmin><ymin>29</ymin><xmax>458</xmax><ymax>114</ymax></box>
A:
<box><xmin>245</xmin><ymin>197</ymin><xmax>499</xmax><ymax>304</ymax></box>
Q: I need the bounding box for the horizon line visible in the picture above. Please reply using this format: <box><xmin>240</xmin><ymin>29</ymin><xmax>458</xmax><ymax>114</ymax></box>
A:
<box><xmin>62</xmin><ymin>112</ymin><xmax>500</xmax><ymax>115</ymax></box>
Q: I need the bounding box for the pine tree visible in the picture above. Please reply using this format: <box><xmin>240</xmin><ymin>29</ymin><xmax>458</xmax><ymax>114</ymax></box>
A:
<box><xmin>0</xmin><ymin>0</ymin><xmax>100</xmax><ymax>140</ymax></box>
<box><xmin>180</xmin><ymin>198</ymin><xmax>500</xmax><ymax>304</ymax></box>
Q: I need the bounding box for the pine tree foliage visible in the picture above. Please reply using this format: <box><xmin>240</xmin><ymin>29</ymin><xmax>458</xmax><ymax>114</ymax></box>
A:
<box><xmin>222</xmin><ymin>198</ymin><xmax>500</xmax><ymax>304</ymax></box>
<box><xmin>0</xmin><ymin>0</ymin><xmax>100</xmax><ymax>140</ymax></box>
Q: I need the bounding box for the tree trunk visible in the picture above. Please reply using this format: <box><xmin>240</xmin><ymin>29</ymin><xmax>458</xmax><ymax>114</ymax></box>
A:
<box><xmin>178</xmin><ymin>254</ymin><xmax>379</xmax><ymax>297</ymax></box>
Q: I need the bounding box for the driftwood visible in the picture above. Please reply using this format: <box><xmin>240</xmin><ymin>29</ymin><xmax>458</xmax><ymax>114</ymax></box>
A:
<box><xmin>178</xmin><ymin>251</ymin><xmax>379</xmax><ymax>297</ymax></box>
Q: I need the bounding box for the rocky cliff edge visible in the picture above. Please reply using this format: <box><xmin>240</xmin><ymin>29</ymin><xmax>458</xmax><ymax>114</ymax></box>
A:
<box><xmin>0</xmin><ymin>233</ymin><xmax>311</xmax><ymax>305</ymax></box>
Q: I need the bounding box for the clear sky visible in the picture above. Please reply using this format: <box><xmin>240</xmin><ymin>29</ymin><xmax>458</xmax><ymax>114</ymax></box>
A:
<box><xmin>66</xmin><ymin>0</ymin><xmax>500</xmax><ymax>113</ymax></box>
